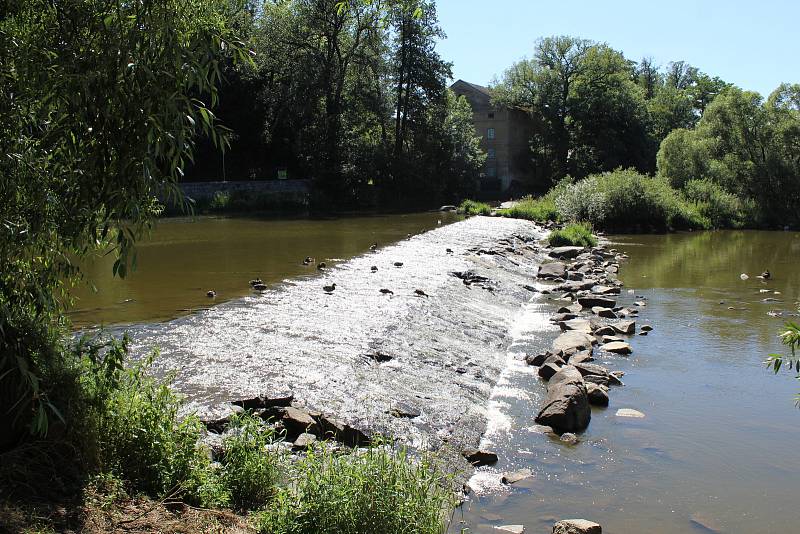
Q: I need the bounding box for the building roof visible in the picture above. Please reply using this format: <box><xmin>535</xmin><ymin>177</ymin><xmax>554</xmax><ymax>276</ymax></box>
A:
<box><xmin>460</xmin><ymin>80</ymin><xmax>491</xmax><ymax>97</ymax></box>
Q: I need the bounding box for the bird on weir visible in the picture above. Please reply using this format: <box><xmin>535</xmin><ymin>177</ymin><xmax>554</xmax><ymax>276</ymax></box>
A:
<box><xmin>379</xmin><ymin>288</ymin><xmax>394</xmax><ymax>295</ymax></box>
<box><xmin>323</xmin><ymin>283</ymin><xmax>336</xmax><ymax>293</ymax></box>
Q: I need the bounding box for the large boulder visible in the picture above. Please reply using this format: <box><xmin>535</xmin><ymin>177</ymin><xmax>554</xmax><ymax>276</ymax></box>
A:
<box><xmin>586</xmin><ymin>383</ymin><xmax>609</xmax><ymax>406</ymax></box>
<box><xmin>549</xmin><ymin>246</ymin><xmax>585</xmax><ymax>259</ymax></box>
<box><xmin>611</xmin><ymin>320</ymin><xmax>636</xmax><ymax>335</ymax></box>
<box><xmin>538</xmin><ymin>262</ymin><xmax>567</xmax><ymax>279</ymax></box>
<box><xmin>553</xmin><ymin>519</ymin><xmax>602</xmax><ymax>534</ymax></box>
<box><xmin>535</xmin><ymin>366</ymin><xmax>591</xmax><ymax>433</ymax></box>
<box><xmin>553</xmin><ymin>331</ymin><xmax>595</xmax><ymax>353</ymax></box>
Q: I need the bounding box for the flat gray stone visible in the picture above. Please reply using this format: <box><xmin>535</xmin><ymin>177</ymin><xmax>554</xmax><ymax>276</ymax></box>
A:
<box><xmin>538</xmin><ymin>262</ymin><xmax>566</xmax><ymax>279</ymax></box>
<box><xmin>549</xmin><ymin>246</ymin><xmax>585</xmax><ymax>259</ymax></box>
<box><xmin>553</xmin><ymin>331</ymin><xmax>594</xmax><ymax>353</ymax></box>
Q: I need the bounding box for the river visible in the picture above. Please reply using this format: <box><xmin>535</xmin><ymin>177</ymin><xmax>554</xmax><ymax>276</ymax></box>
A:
<box><xmin>73</xmin><ymin>217</ymin><xmax>800</xmax><ymax>534</ymax></box>
<box><xmin>69</xmin><ymin>212</ymin><xmax>461</xmax><ymax>327</ymax></box>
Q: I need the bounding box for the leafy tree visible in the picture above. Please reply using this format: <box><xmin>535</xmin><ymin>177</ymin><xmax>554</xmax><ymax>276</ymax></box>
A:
<box><xmin>0</xmin><ymin>0</ymin><xmax>246</xmax><ymax>444</ymax></box>
<box><xmin>493</xmin><ymin>36</ymin><xmax>653</xmax><ymax>185</ymax></box>
<box><xmin>657</xmin><ymin>85</ymin><xmax>800</xmax><ymax>225</ymax></box>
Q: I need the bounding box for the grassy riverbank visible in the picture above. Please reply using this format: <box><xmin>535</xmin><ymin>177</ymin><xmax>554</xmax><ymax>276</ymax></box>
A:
<box><xmin>0</xmin><ymin>335</ymin><xmax>454</xmax><ymax>533</ymax></box>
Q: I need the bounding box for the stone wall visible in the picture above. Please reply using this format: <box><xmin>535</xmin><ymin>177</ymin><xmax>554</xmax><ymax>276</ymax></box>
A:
<box><xmin>179</xmin><ymin>179</ymin><xmax>311</xmax><ymax>201</ymax></box>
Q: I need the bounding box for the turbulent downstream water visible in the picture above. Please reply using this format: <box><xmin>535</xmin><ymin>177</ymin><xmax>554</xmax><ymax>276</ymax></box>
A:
<box><xmin>76</xmin><ymin>217</ymin><xmax>800</xmax><ymax>534</ymax></box>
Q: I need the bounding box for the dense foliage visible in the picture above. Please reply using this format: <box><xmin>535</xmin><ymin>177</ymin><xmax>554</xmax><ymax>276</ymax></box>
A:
<box><xmin>189</xmin><ymin>0</ymin><xmax>485</xmax><ymax>207</ymax></box>
<box><xmin>491</xmin><ymin>36</ymin><xmax>799</xmax><ymax>229</ymax></box>
<box><xmin>0</xmin><ymin>0</ymin><xmax>246</xmax><ymax>446</ymax></box>
<box><xmin>658</xmin><ymin>85</ymin><xmax>800</xmax><ymax>225</ymax></box>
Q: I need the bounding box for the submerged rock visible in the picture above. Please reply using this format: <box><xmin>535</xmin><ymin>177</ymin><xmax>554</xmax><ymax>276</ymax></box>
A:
<box><xmin>463</xmin><ymin>448</ymin><xmax>499</xmax><ymax>466</ymax></box>
<box><xmin>559</xmin><ymin>432</ymin><xmax>580</xmax><ymax>445</ymax></box>
<box><xmin>552</xmin><ymin>519</ymin><xmax>602</xmax><ymax>534</ymax></box>
<box><xmin>536</xmin><ymin>366</ymin><xmax>591</xmax><ymax>433</ymax></box>
<box><xmin>501</xmin><ymin>469</ymin><xmax>533</xmax><ymax>485</ymax></box>
<box><xmin>616</xmin><ymin>408</ymin><xmax>645</xmax><ymax>418</ymax></box>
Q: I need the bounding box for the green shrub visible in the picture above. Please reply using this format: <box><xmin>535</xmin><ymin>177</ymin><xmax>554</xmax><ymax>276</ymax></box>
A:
<box><xmin>255</xmin><ymin>443</ymin><xmax>454</xmax><ymax>534</ymax></box>
<box><xmin>221</xmin><ymin>413</ymin><xmax>280</xmax><ymax>510</ymax></box>
<box><xmin>457</xmin><ymin>199</ymin><xmax>492</xmax><ymax>216</ymax></box>
<box><xmin>77</xmin><ymin>335</ymin><xmax>211</xmax><ymax>498</ymax></box>
<box><xmin>682</xmin><ymin>179</ymin><xmax>745</xmax><ymax>228</ymax></box>
<box><xmin>548</xmin><ymin>222</ymin><xmax>597</xmax><ymax>247</ymax></box>
<box><xmin>554</xmin><ymin>168</ymin><xmax>709</xmax><ymax>231</ymax></box>
<box><xmin>210</xmin><ymin>190</ymin><xmax>231</xmax><ymax>210</ymax></box>
<box><xmin>498</xmin><ymin>195</ymin><xmax>559</xmax><ymax>222</ymax></box>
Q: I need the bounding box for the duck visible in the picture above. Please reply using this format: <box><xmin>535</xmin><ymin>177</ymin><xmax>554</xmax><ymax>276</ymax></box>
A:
<box><xmin>394</xmin><ymin>262</ymin><xmax>404</xmax><ymax>267</ymax></box>
<box><xmin>206</xmin><ymin>290</ymin><xmax>216</xmax><ymax>298</ymax></box>
<box><xmin>446</xmin><ymin>248</ymin><xmax>453</xmax><ymax>254</ymax></box>
<box><xmin>303</xmin><ymin>256</ymin><xmax>314</xmax><ymax>265</ymax></box>
<box><xmin>379</xmin><ymin>288</ymin><xmax>394</xmax><ymax>295</ymax></box>
<box><xmin>371</xmin><ymin>266</ymin><xmax>378</xmax><ymax>273</ymax></box>
<box><xmin>759</xmin><ymin>270</ymin><xmax>771</xmax><ymax>280</ymax></box>
<box><xmin>323</xmin><ymin>283</ymin><xmax>336</xmax><ymax>293</ymax></box>
<box><xmin>317</xmin><ymin>262</ymin><xmax>327</xmax><ymax>270</ymax></box>
<box><xmin>253</xmin><ymin>283</ymin><xmax>267</xmax><ymax>291</ymax></box>
<box><xmin>369</xmin><ymin>242</ymin><xmax>378</xmax><ymax>251</ymax></box>
<box><xmin>414</xmin><ymin>289</ymin><xmax>429</xmax><ymax>298</ymax></box>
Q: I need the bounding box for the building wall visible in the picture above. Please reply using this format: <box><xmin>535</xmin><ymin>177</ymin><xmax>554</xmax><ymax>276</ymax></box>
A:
<box><xmin>451</xmin><ymin>80</ymin><xmax>533</xmax><ymax>195</ymax></box>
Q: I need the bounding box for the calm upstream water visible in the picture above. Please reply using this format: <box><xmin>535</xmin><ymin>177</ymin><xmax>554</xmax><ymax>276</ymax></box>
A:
<box><xmin>455</xmin><ymin>230</ymin><xmax>800</xmax><ymax>534</ymax></box>
<box><xmin>68</xmin><ymin>212</ymin><xmax>460</xmax><ymax>327</ymax></box>
<box><xmin>73</xmin><ymin>220</ymin><xmax>800</xmax><ymax>533</ymax></box>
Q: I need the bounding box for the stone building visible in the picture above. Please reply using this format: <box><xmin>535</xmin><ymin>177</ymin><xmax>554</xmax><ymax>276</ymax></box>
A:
<box><xmin>451</xmin><ymin>79</ymin><xmax>534</xmax><ymax>196</ymax></box>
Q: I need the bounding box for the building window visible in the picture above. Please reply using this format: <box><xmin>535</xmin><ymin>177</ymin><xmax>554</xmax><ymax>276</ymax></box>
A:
<box><xmin>488</xmin><ymin>112</ymin><xmax>495</xmax><ymax>119</ymax></box>
<box><xmin>487</xmin><ymin>148</ymin><xmax>496</xmax><ymax>159</ymax></box>
<box><xmin>486</xmin><ymin>166</ymin><xmax>497</xmax><ymax>178</ymax></box>
<box><xmin>487</xmin><ymin>127</ymin><xmax>495</xmax><ymax>140</ymax></box>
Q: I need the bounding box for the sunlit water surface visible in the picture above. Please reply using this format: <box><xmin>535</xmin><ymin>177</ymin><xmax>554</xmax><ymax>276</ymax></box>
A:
<box><xmin>454</xmin><ymin>230</ymin><xmax>800</xmax><ymax>534</ymax></box>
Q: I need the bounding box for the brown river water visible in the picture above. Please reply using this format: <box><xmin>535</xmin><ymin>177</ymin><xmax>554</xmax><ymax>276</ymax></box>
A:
<box><xmin>71</xmin><ymin>217</ymin><xmax>800</xmax><ymax>534</ymax></box>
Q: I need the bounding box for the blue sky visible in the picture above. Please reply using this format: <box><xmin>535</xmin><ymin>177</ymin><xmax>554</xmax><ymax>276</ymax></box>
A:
<box><xmin>436</xmin><ymin>0</ymin><xmax>799</xmax><ymax>97</ymax></box>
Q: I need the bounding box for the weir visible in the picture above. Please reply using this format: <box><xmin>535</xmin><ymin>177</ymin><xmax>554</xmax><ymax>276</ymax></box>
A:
<box><xmin>127</xmin><ymin>217</ymin><xmax>548</xmax><ymax>455</ymax></box>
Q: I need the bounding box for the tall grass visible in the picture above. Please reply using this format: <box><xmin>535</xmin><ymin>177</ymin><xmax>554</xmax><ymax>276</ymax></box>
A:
<box><xmin>256</xmin><ymin>443</ymin><xmax>455</xmax><ymax>534</ymax></box>
<box><xmin>548</xmin><ymin>222</ymin><xmax>597</xmax><ymax>247</ymax></box>
<box><xmin>497</xmin><ymin>195</ymin><xmax>559</xmax><ymax>222</ymax></box>
<box><xmin>457</xmin><ymin>199</ymin><xmax>492</xmax><ymax>216</ymax></box>
<box><xmin>220</xmin><ymin>413</ymin><xmax>280</xmax><ymax>509</ymax></box>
